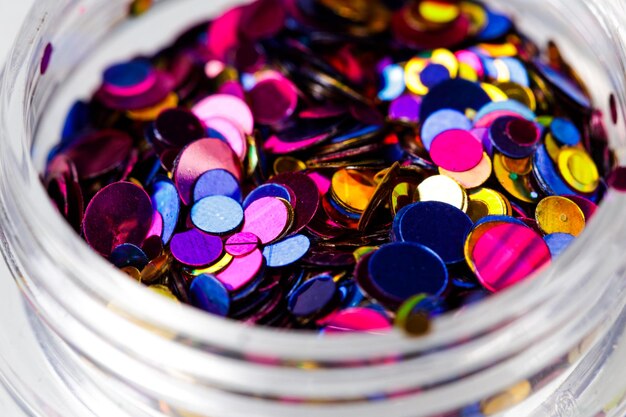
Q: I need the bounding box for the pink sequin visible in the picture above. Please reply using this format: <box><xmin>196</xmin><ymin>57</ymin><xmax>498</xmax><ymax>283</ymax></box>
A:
<box><xmin>147</xmin><ymin>211</ymin><xmax>163</xmax><ymax>238</ymax></box>
<box><xmin>205</xmin><ymin>117</ymin><xmax>247</xmax><ymax>161</ymax></box>
<box><xmin>242</xmin><ymin>197</ymin><xmax>290</xmax><ymax>244</ymax></box>
<box><xmin>472</xmin><ymin>223</ymin><xmax>551</xmax><ymax>292</ymax></box>
<box><xmin>192</xmin><ymin>94</ymin><xmax>254</xmax><ymax>135</ymax></box>
<box><xmin>216</xmin><ymin>249</ymin><xmax>263</xmax><ymax>291</ymax></box>
<box><xmin>173</xmin><ymin>138</ymin><xmax>242</xmax><ymax>205</ymax></box>
<box><xmin>226</xmin><ymin>232</ymin><xmax>260</xmax><ymax>257</ymax></box>
<box><xmin>320</xmin><ymin>308</ymin><xmax>391</xmax><ymax>334</ymax></box>
<box><xmin>429</xmin><ymin>129</ymin><xmax>484</xmax><ymax>172</ymax></box>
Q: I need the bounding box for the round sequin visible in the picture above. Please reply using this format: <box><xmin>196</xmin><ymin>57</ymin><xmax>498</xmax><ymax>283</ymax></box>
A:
<box><xmin>467</xmin><ymin>188</ymin><xmax>511</xmax><ymax>222</ymax></box>
<box><xmin>550</xmin><ymin>118</ymin><xmax>581</xmax><ymax>146</ymax></box>
<box><xmin>557</xmin><ymin>148</ymin><xmax>600</xmax><ymax>193</ymax></box>
<box><xmin>190</xmin><ymin>274</ymin><xmax>230</xmax><ymax>316</ymax></box>
<box><xmin>419</xmin><ymin>78</ymin><xmax>491</xmax><ymax>122</ymax></box>
<box><xmin>320</xmin><ymin>308</ymin><xmax>391</xmax><ymax>334</ymax></box>
<box><xmin>192</xmin><ymin>94</ymin><xmax>254</xmax><ymax>135</ymax></box>
<box><xmin>535</xmin><ymin>196</ymin><xmax>585</xmax><ymax>236</ymax></box>
<box><xmin>154</xmin><ymin>108</ymin><xmax>205</xmax><ymax>147</ymax></box>
<box><xmin>243</xmin><ymin>183</ymin><xmax>295</xmax><ymax>208</ymax></box>
<box><xmin>430</xmin><ymin>129</ymin><xmax>484</xmax><ymax>172</ymax></box>
<box><xmin>368</xmin><ymin>242</ymin><xmax>448</xmax><ymax>305</ymax></box>
<box><xmin>416</xmin><ymin>175</ymin><xmax>468</xmax><ymax>211</ymax></box>
<box><xmin>544</xmin><ymin>233</ymin><xmax>576</xmax><ymax>258</ymax></box>
<box><xmin>110</xmin><ymin>243</ymin><xmax>149</xmax><ymax>270</ymax></box>
<box><xmin>150</xmin><ymin>178</ymin><xmax>180</xmax><ymax>244</ymax></box>
<box><xmin>64</xmin><ymin>130</ymin><xmax>133</xmax><ymax>180</ymax></box>
<box><xmin>270</xmin><ymin>173</ymin><xmax>320</xmax><ymax>234</ymax></box>
<box><xmin>191</xmin><ymin>196</ymin><xmax>244</xmax><ymax>234</ymax></box>
<box><xmin>205</xmin><ymin>117</ymin><xmax>248</xmax><ymax>161</ymax></box>
<box><xmin>83</xmin><ymin>182</ymin><xmax>153</xmax><ymax>256</ymax></box>
<box><xmin>397</xmin><ymin>201</ymin><xmax>473</xmax><ymax>264</ymax></box>
<box><xmin>395</xmin><ymin>294</ymin><xmax>445</xmax><ymax>336</ymax></box>
<box><xmin>489</xmin><ymin>116</ymin><xmax>539</xmax><ymax>158</ymax></box>
<box><xmin>242</xmin><ymin>197</ymin><xmax>291</xmax><ymax>244</ymax></box>
<box><xmin>421</xmin><ymin>109</ymin><xmax>472</xmax><ymax>151</ymax></box>
<box><xmin>193</xmin><ymin>169</ymin><xmax>242</xmax><ymax>203</ymax></box>
<box><xmin>331</xmin><ymin>169</ymin><xmax>377</xmax><ymax>212</ymax></box>
<box><xmin>173</xmin><ymin>138</ymin><xmax>242</xmax><ymax>205</ymax></box>
<box><xmin>170</xmin><ymin>229</ymin><xmax>223</xmax><ymax>267</ymax></box>
<box><xmin>288</xmin><ymin>275</ymin><xmax>337</xmax><ymax>318</ymax></box>
<box><xmin>438</xmin><ymin>152</ymin><xmax>492</xmax><ymax>189</ymax></box>
<box><xmin>388</xmin><ymin>94</ymin><xmax>421</xmax><ymax>123</ymax></box>
<box><xmin>470</xmin><ymin>222</ymin><xmax>551</xmax><ymax>292</ymax></box>
<box><xmin>216</xmin><ymin>248</ymin><xmax>264</xmax><ymax>292</ymax></box>
<box><xmin>249</xmin><ymin>76</ymin><xmax>298</xmax><ymax>125</ymax></box>
<box><xmin>263</xmin><ymin>234</ymin><xmax>311</xmax><ymax>267</ymax></box>
<box><xmin>225</xmin><ymin>232</ymin><xmax>260</xmax><ymax>257</ymax></box>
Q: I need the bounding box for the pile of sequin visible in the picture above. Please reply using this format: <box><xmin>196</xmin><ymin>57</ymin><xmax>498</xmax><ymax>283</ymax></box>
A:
<box><xmin>43</xmin><ymin>0</ymin><xmax>614</xmax><ymax>334</ymax></box>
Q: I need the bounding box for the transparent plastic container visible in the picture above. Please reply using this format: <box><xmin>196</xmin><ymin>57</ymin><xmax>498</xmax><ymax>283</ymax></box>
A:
<box><xmin>1</xmin><ymin>0</ymin><xmax>626</xmax><ymax>416</ymax></box>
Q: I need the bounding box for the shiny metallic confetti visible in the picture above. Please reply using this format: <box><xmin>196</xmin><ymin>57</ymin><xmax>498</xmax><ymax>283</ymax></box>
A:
<box><xmin>43</xmin><ymin>0</ymin><xmax>616</xmax><ymax>334</ymax></box>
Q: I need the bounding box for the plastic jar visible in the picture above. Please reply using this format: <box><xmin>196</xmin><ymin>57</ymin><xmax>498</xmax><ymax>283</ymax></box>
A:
<box><xmin>1</xmin><ymin>0</ymin><xmax>626</xmax><ymax>416</ymax></box>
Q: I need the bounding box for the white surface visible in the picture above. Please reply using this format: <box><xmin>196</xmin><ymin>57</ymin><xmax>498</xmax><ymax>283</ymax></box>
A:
<box><xmin>0</xmin><ymin>2</ymin><xmax>37</xmax><ymax>416</ymax></box>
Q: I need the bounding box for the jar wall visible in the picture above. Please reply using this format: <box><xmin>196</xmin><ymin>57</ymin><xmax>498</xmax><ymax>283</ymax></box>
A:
<box><xmin>0</xmin><ymin>0</ymin><xmax>626</xmax><ymax>417</ymax></box>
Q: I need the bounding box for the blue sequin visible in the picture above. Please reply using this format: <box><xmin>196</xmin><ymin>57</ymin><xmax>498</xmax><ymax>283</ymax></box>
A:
<box><xmin>190</xmin><ymin>274</ymin><xmax>230</xmax><ymax>316</ymax></box>
<box><xmin>263</xmin><ymin>234</ymin><xmax>311</xmax><ymax>267</ymax></box>
<box><xmin>150</xmin><ymin>177</ymin><xmax>180</xmax><ymax>245</ymax></box>
<box><xmin>397</xmin><ymin>202</ymin><xmax>473</xmax><ymax>264</ymax></box>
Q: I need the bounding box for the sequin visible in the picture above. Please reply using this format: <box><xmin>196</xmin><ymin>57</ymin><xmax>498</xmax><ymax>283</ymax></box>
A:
<box><xmin>388</xmin><ymin>94</ymin><xmax>421</xmax><ymax>123</ymax></box>
<box><xmin>193</xmin><ymin>169</ymin><xmax>242</xmax><ymax>203</ymax></box>
<box><xmin>83</xmin><ymin>182</ymin><xmax>153</xmax><ymax>256</ymax></box>
<box><xmin>243</xmin><ymin>183</ymin><xmax>295</xmax><ymax>208</ymax></box>
<box><xmin>535</xmin><ymin>196</ymin><xmax>585</xmax><ymax>236</ymax></box>
<box><xmin>430</xmin><ymin>129</ymin><xmax>484</xmax><ymax>172</ymax></box>
<box><xmin>150</xmin><ymin>178</ymin><xmax>180</xmax><ymax>244</ymax></box>
<box><xmin>421</xmin><ymin>109</ymin><xmax>472</xmax><ymax>151</ymax></box>
<box><xmin>320</xmin><ymin>308</ymin><xmax>391</xmax><ymax>334</ymax></box>
<box><xmin>110</xmin><ymin>243</ymin><xmax>149</xmax><ymax>270</ymax></box>
<box><xmin>416</xmin><ymin>175</ymin><xmax>468</xmax><ymax>211</ymax></box>
<box><xmin>467</xmin><ymin>188</ymin><xmax>511</xmax><ymax>222</ymax></box>
<box><xmin>263</xmin><ymin>234</ymin><xmax>311</xmax><ymax>267</ymax></box>
<box><xmin>191</xmin><ymin>195</ymin><xmax>244</xmax><ymax>234</ymax></box>
<box><xmin>249</xmin><ymin>76</ymin><xmax>298</xmax><ymax>125</ymax></box>
<box><xmin>190</xmin><ymin>274</ymin><xmax>230</xmax><ymax>316</ymax></box>
<box><xmin>154</xmin><ymin>108</ymin><xmax>205</xmax><ymax>148</ymax></box>
<box><xmin>270</xmin><ymin>173</ymin><xmax>320</xmax><ymax>233</ymax></box>
<box><xmin>192</xmin><ymin>94</ymin><xmax>254</xmax><ymax>135</ymax></box>
<box><xmin>395</xmin><ymin>294</ymin><xmax>445</xmax><ymax>336</ymax></box>
<box><xmin>378</xmin><ymin>64</ymin><xmax>405</xmax><ymax>101</ymax></box>
<box><xmin>242</xmin><ymin>197</ymin><xmax>292</xmax><ymax>244</ymax></box>
<box><xmin>470</xmin><ymin>222</ymin><xmax>551</xmax><ymax>292</ymax></box>
<box><xmin>225</xmin><ymin>232</ymin><xmax>260</xmax><ymax>257</ymax></box>
<box><xmin>550</xmin><ymin>118</ymin><xmax>581</xmax><ymax>146</ymax></box>
<box><xmin>439</xmin><ymin>152</ymin><xmax>492</xmax><ymax>189</ymax></box>
<box><xmin>288</xmin><ymin>275</ymin><xmax>337</xmax><ymax>318</ymax></box>
<box><xmin>170</xmin><ymin>229</ymin><xmax>223</xmax><ymax>267</ymax></box>
<box><xmin>40</xmin><ymin>43</ymin><xmax>53</xmax><ymax>75</ymax></box>
<box><xmin>63</xmin><ymin>129</ymin><xmax>133</xmax><ymax>180</ymax></box>
<box><xmin>420</xmin><ymin>78</ymin><xmax>491</xmax><ymax>122</ymax></box>
<box><xmin>557</xmin><ymin>148</ymin><xmax>600</xmax><ymax>193</ymax></box>
<box><xmin>331</xmin><ymin>168</ymin><xmax>377</xmax><ymax>212</ymax></box>
<box><xmin>173</xmin><ymin>138</ymin><xmax>242</xmax><ymax>205</ymax></box>
<box><xmin>368</xmin><ymin>242</ymin><xmax>448</xmax><ymax>305</ymax></box>
<box><xmin>396</xmin><ymin>201</ymin><xmax>473</xmax><ymax>264</ymax></box>
<box><xmin>544</xmin><ymin>233</ymin><xmax>575</xmax><ymax>258</ymax></box>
